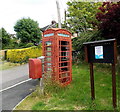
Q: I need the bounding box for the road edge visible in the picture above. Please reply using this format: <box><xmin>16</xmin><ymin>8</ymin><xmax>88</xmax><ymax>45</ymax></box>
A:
<box><xmin>12</xmin><ymin>92</ymin><xmax>33</xmax><ymax>111</ymax></box>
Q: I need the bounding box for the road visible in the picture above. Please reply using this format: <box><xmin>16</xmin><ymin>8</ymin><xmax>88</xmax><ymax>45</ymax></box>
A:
<box><xmin>1</xmin><ymin>79</ymin><xmax>38</xmax><ymax>111</ymax></box>
<box><xmin>0</xmin><ymin>64</ymin><xmax>39</xmax><ymax>111</ymax></box>
<box><xmin>1</xmin><ymin>64</ymin><xmax>29</xmax><ymax>90</ymax></box>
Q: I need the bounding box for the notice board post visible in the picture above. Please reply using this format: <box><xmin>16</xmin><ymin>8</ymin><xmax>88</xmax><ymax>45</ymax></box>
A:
<box><xmin>83</xmin><ymin>39</ymin><xmax>117</xmax><ymax>108</ymax></box>
<box><xmin>90</xmin><ymin>62</ymin><xmax>95</xmax><ymax>100</ymax></box>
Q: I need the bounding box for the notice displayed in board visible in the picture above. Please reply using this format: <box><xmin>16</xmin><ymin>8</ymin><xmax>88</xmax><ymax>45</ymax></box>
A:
<box><xmin>95</xmin><ymin>46</ymin><xmax>103</xmax><ymax>59</ymax></box>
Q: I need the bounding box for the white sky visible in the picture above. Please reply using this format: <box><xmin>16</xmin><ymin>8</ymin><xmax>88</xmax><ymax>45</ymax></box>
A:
<box><xmin>0</xmin><ymin>0</ymin><xmax>68</xmax><ymax>34</ymax></box>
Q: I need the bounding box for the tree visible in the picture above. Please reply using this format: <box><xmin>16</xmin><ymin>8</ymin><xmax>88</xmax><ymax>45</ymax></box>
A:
<box><xmin>1</xmin><ymin>27</ymin><xmax>11</xmax><ymax>49</ymax></box>
<box><xmin>96</xmin><ymin>2</ymin><xmax>120</xmax><ymax>49</ymax></box>
<box><xmin>66</xmin><ymin>1</ymin><xmax>102</xmax><ymax>34</ymax></box>
<box><xmin>14</xmin><ymin>18</ymin><xmax>42</xmax><ymax>44</ymax></box>
<box><xmin>72</xmin><ymin>30</ymin><xmax>103</xmax><ymax>60</ymax></box>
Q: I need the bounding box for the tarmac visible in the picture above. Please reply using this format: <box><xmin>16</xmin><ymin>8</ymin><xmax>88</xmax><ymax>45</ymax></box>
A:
<box><xmin>1</xmin><ymin>64</ymin><xmax>29</xmax><ymax>90</ymax></box>
<box><xmin>0</xmin><ymin>63</ymin><xmax>38</xmax><ymax>111</ymax></box>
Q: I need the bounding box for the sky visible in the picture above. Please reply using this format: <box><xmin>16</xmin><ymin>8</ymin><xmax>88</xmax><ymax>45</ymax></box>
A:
<box><xmin>0</xmin><ymin>0</ymin><xmax>68</xmax><ymax>34</ymax></box>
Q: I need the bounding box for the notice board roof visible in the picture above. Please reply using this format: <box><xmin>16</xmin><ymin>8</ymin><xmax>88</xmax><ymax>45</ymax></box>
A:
<box><xmin>83</xmin><ymin>39</ymin><xmax>116</xmax><ymax>45</ymax></box>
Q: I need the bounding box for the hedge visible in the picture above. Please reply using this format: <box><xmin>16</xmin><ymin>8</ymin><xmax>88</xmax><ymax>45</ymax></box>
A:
<box><xmin>6</xmin><ymin>45</ymin><xmax>42</xmax><ymax>63</ymax></box>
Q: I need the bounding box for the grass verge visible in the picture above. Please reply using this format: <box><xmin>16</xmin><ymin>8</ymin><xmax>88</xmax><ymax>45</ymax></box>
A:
<box><xmin>0</xmin><ymin>61</ymin><xmax>21</xmax><ymax>70</ymax></box>
<box><xmin>14</xmin><ymin>62</ymin><xmax>120</xmax><ymax>111</ymax></box>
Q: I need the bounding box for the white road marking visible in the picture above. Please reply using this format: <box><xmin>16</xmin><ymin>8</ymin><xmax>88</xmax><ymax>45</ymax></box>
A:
<box><xmin>0</xmin><ymin>78</ymin><xmax>32</xmax><ymax>93</ymax></box>
<box><xmin>12</xmin><ymin>92</ymin><xmax>33</xmax><ymax>111</ymax></box>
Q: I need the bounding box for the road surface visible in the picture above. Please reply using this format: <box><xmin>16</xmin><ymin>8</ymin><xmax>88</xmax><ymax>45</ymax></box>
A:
<box><xmin>1</xmin><ymin>79</ymin><xmax>38</xmax><ymax>111</ymax></box>
<box><xmin>0</xmin><ymin>64</ymin><xmax>39</xmax><ymax>111</ymax></box>
<box><xmin>1</xmin><ymin>64</ymin><xmax>29</xmax><ymax>90</ymax></box>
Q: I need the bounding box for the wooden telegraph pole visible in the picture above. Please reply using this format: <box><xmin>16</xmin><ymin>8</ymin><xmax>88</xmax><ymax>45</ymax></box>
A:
<box><xmin>56</xmin><ymin>0</ymin><xmax>61</xmax><ymax>28</ymax></box>
<box><xmin>64</xmin><ymin>9</ymin><xmax>67</xmax><ymax>28</ymax></box>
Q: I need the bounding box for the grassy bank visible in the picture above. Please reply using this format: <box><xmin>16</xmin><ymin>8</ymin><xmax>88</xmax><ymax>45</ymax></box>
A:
<box><xmin>0</xmin><ymin>61</ymin><xmax>21</xmax><ymax>70</ymax></box>
<box><xmin>0</xmin><ymin>50</ymin><xmax>21</xmax><ymax>70</ymax></box>
<box><xmin>14</xmin><ymin>62</ymin><xmax>120</xmax><ymax>111</ymax></box>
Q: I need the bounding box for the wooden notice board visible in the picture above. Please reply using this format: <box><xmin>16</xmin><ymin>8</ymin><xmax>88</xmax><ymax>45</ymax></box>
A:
<box><xmin>83</xmin><ymin>39</ymin><xmax>117</xmax><ymax>108</ymax></box>
<box><xmin>84</xmin><ymin>39</ymin><xmax>117</xmax><ymax>64</ymax></box>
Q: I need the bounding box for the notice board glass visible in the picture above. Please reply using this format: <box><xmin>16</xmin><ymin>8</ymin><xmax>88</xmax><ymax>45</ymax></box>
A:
<box><xmin>83</xmin><ymin>39</ymin><xmax>117</xmax><ymax>64</ymax></box>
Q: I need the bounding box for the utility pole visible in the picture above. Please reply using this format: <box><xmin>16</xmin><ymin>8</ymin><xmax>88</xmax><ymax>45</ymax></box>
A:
<box><xmin>64</xmin><ymin>9</ymin><xmax>67</xmax><ymax>28</ymax></box>
<box><xmin>56</xmin><ymin>0</ymin><xmax>61</xmax><ymax>28</ymax></box>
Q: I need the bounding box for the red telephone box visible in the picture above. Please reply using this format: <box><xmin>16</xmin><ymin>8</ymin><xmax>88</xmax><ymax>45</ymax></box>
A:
<box><xmin>42</xmin><ymin>28</ymin><xmax>72</xmax><ymax>86</ymax></box>
<box><xmin>29</xmin><ymin>58</ymin><xmax>42</xmax><ymax>79</ymax></box>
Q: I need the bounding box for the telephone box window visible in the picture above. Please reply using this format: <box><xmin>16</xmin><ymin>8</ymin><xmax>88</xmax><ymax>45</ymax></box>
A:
<box><xmin>46</xmin><ymin>52</ymin><xmax>52</xmax><ymax>56</ymax></box>
<box><xmin>60</xmin><ymin>52</ymin><xmax>69</xmax><ymax>56</ymax></box>
<box><xmin>46</xmin><ymin>63</ymin><xmax>52</xmax><ymax>66</ymax></box>
<box><xmin>47</xmin><ymin>68</ymin><xmax>52</xmax><ymax>71</ymax></box>
<box><xmin>61</xmin><ymin>41</ymin><xmax>69</xmax><ymax>45</ymax></box>
<box><xmin>46</xmin><ymin>41</ymin><xmax>52</xmax><ymax>46</ymax></box>
<box><xmin>46</xmin><ymin>58</ymin><xmax>51</xmax><ymax>62</ymax></box>
<box><xmin>46</xmin><ymin>47</ymin><xmax>52</xmax><ymax>51</ymax></box>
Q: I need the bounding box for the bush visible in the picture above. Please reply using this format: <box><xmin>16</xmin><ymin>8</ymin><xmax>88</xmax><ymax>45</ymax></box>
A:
<box><xmin>3</xmin><ymin>38</ymin><xmax>20</xmax><ymax>49</ymax></box>
<box><xmin>18</xmin><ymin>43</ymin><xmax>26</xmax><ymax>48</ymax></box>
<box><xmin>25</xmin><ymin>43</ymin><xmax>34</xmax><ymax>47</ymax></box>
<box><xmin>6</xmin><ymin>45</ymin><xmax>42</xmax><ymax>63</ymax></box>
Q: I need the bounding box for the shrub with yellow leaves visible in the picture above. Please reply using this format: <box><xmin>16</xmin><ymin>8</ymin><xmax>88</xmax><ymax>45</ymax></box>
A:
<box><xmin>6</xmin><ymin>45</ymin><xmax>42</xmax><ymax>63</ymax></box>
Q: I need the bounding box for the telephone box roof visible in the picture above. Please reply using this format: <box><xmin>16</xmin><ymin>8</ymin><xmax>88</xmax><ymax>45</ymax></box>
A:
<box><xmin>44</xmin><ymin>28</ymin><xmax>71</xmax><ymax>34</ymax></box>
